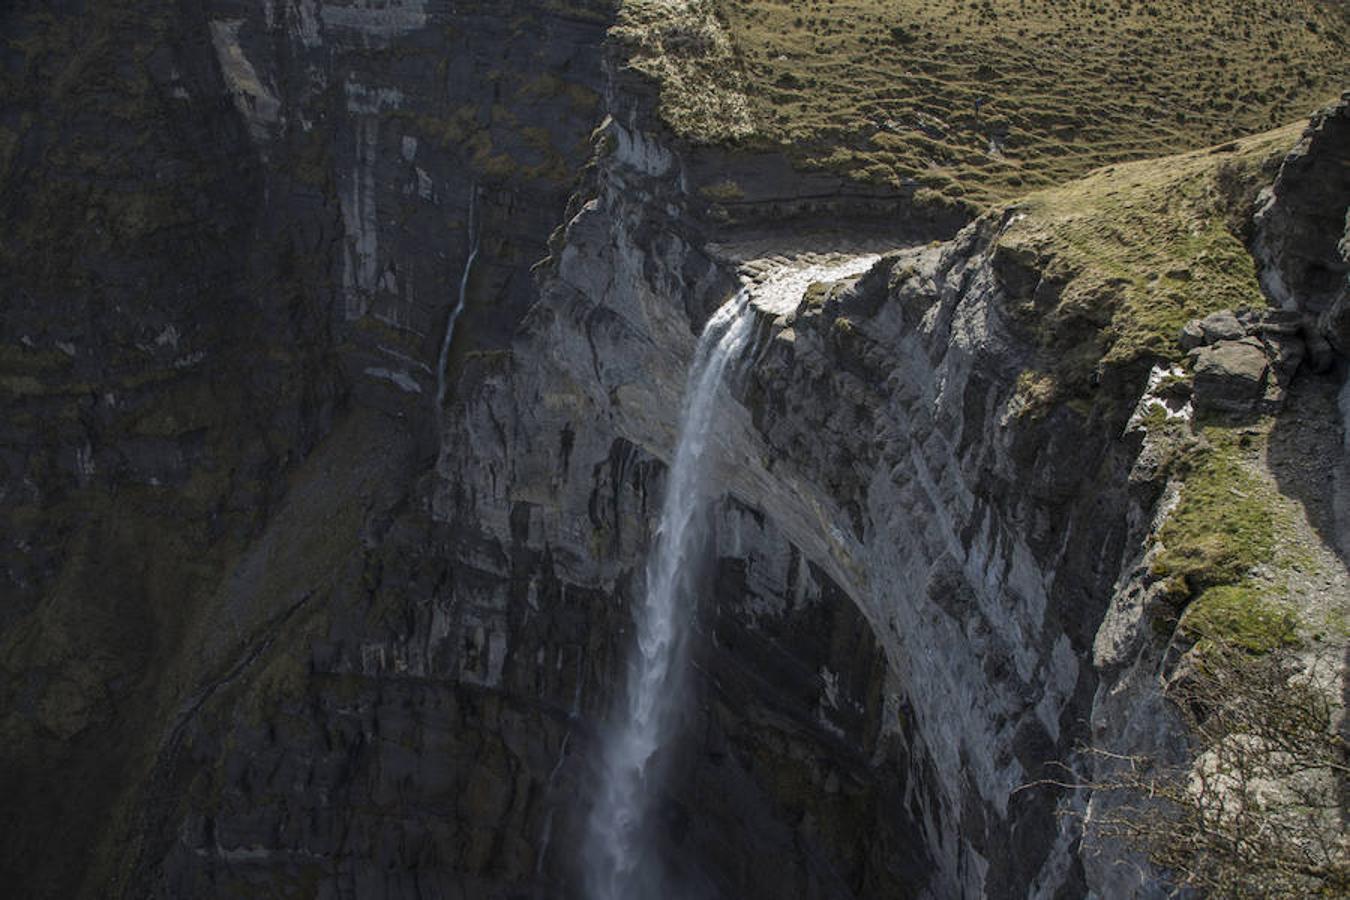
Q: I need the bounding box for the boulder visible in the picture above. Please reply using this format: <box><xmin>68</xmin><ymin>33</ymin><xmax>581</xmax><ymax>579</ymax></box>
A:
<box><xmin>1179</xmin><ymin>310</ymin><xmax>1244</xmax><ymax>351</ymax></box>
<box><xmin>1189</xmin><ymin>338</ymin><xmax>1270</xmax><ymax>414</ymax></box>
<box><xmin>1179</xmin><ymin>309</ymin><xmax>1311</xmax><ymax>405</ymax></box>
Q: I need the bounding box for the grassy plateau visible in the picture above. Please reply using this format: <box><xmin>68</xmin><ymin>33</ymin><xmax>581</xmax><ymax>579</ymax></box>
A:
<box><xmin>618</xmin><ymin>0</ymin><xmax>1348</xmax><ymax>209</ymax></box>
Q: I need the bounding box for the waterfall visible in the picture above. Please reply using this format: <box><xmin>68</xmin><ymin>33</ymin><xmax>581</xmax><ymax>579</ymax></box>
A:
<box><xmin>584</xmin><ymin>288</ymin><xmax>756</xmax><ymax>899</ymax></box>
<box><xmin>435</xmin><ymin>187</ymin><xmax>480</xmax><ymax>421</ymax></box>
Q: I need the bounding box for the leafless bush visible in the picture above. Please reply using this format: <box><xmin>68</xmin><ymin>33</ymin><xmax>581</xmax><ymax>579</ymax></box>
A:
<box><xmin>1033</xmin><ymin>641</ymin><xmax>1348</xmax><ymax>897</ymax></box>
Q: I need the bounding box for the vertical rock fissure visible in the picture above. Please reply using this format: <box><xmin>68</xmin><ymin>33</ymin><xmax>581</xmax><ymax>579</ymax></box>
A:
<box><xmin>435</xmin><ymin>186</ymin><xmax>480</xmax><ymax>423</ymax></box>
<box><xmin>584</xmin><ymin>289</ymin><xmax>756</xmax><ymax>899</ymax></box>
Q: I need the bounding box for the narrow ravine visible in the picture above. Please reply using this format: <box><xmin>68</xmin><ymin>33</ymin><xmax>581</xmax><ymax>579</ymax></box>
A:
<box><xmin>584</xmin><ymin>288</ymin><xmax>756</xmax><ymax>899</ymax></box>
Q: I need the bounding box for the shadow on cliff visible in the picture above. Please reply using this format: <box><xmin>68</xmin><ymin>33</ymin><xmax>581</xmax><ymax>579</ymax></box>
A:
<box><xmin>1267</xmin><ymin>362</ymin><xmax>1350</xmax><ymax>569</ymax></box>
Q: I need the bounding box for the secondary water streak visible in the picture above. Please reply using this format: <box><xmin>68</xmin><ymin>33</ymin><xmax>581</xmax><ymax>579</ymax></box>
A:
<box><xmin>535</xmin><ymin>731</ymin><xmax>573</xmax><ymax>879</ymax></box>
<box><xmin>435</xmin><ymin>187</ymin><xmax>480</xmax><ymax>422</ymax></box>
<box><xmin>585</xmin><ymin>289</ymin><xmax>756</xmax><ymax>899</ymax></box>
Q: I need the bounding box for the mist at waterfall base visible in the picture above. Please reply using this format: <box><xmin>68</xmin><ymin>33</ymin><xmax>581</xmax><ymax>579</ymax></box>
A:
<box><xmin>583</xmin><ymin>290</ymin><xmax>756</xmax><ymax>900</ymax></box>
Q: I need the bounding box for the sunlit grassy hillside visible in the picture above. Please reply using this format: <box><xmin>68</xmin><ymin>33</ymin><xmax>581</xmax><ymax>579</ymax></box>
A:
<box><xmin>618</xmin><ymin>0</ymin><xmax>1348</xmax><ymax>207</ymax></box>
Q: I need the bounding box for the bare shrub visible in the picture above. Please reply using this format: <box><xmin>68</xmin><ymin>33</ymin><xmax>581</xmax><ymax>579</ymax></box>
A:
<box><xmin>1033</xmin><ymin>640</ymin><xmax>1348</xmax><ymax>897</ymax></box>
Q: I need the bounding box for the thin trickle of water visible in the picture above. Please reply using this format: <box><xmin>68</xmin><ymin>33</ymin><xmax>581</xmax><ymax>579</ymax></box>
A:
<box><xmin>584</xmin><ymin>289</ymin><xmax>756</xmax><ymax>900</ymax></box>
<box><xmin>435</xmin><ymin>187</ymin><xmax>480</xmax><ymax>421</ymax></box>
<box><xmin>535</xmin><ymin>731</ymin><xmax>573</xmax><ymax>878</ymax></box>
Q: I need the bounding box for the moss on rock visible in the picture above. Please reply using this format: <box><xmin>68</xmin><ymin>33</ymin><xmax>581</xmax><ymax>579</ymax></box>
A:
<box><xmin>1152</xmin><ymin>426</ymin><xmax>1277</xmax><ymax>595</ymax></box>
<box><xmin>1179</xmin><ymin>584</ymin><xmax>1299</xmax><ymax>654</ymax></box>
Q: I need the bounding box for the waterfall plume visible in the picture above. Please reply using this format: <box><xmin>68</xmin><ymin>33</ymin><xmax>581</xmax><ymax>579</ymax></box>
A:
<box><xmin>584</xmin><ymin>289</ymin><xmax>756</xmax><ymax>900</ymax></box>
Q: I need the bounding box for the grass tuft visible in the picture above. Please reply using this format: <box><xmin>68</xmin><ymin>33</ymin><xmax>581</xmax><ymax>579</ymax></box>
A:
<box><xmin>1179</xmin><ymin>585</ymin><xmax>1299</xmax><ymax>654</ymax></box>
<box><xmin>1152</xmin><ymin>426</ymin><xmax>1276</xmax><ymax>595</ymax></box>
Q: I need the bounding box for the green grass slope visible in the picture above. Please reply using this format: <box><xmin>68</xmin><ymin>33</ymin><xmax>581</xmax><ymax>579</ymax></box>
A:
<box><xmin>618</xmin><ymin>0</ymin><xmax>1348</xmax><ymax>208</ymax></box>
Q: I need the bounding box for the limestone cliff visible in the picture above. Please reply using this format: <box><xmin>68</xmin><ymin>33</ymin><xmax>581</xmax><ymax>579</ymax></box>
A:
<box><xmin>0</xmin><ymin>3</ymin><xmax>1346</xmax><ymax>899</ymax></box>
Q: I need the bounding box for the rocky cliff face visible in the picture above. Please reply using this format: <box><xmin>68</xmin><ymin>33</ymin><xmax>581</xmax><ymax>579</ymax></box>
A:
<box><xmin>1</xmin><ymin>3</ymin><xmax>1346</xmax><ymax>899</ymax></box>
<box><xmin>466</xmin><ymin>107</ymin><xmax>1150</xmax><ymax>895</ymax></box>
<box><xmin>1</xmin><ymin>1</ymin><xmax>615</xmax><ymax>895</ymax></box>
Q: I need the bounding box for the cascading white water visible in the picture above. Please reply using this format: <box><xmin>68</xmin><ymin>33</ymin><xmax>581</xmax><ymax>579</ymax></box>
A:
<box><xmin>585</xmin><ymin>288</ymin><xmax>756</xmax><ymax>900</ymax></box>
<box><xmin>435</xmin><ymin>187</ymin><xmax>480</xmax><ymax>420</ymax></box>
